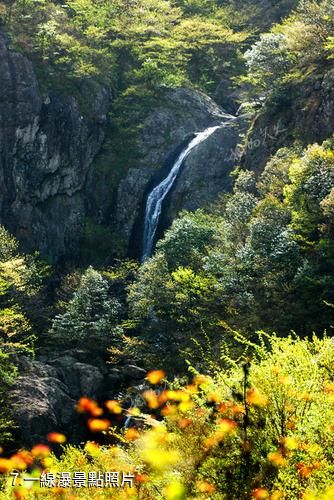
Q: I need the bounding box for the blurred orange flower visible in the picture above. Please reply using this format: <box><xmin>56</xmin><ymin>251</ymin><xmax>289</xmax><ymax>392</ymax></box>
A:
<box><xmin>252</xmin><ymin>488</ymin><xmax>270</xmax><ymax>499</ymax></box>
<box><xmin>125</xmin><ymin>428</ymin><xmax>141</xmax><ymax>441</ymax></box>
<box><xmin>296</xmin><ymin>461</ymin><xmax>321</xmax><ymax>478</ymax></box>
<box><xmin>47</xmin><ymin>432</ymin><xmax>67</xmax><ymax>444</ymax></box>
<box><xmin>88</xmin><ymin>419</ymin><xmax>111</xmax><ymax>432</ymax></box>
<box><xmin>76</xmin><ymin>397</ymin><xmax>103</xmax><ymax>416</ymax></box>
<box><xmin>105</xmin><ymin>400</ymin><xmax>122</xmax><ymax>414</ymax></box>
<box><xmin>135</xmin><ymin>473</ymin><xmax>149</xmax><ymax>483</ymax></box>
<box><xmin>10</xmin><ymin>454</ymin><xmax>28</xmax><ymax>470</ymax></box>
<box><xmin>196</xmin><ymin>480</ymin><xmax>216</xmax><ymax>493</ymax></box>
<box><xmin>217</xmin><ymin>418</ymin><xmax>238</xmax><ymax>435</ymax></box>
<box><xmin>146</xmin><ymin>370</ymin><xmax>166</xmax><ymax>384</ymax></box>
<box><xmin>178</xmin><ymin>418</ymin><xmax>193</xmax><ymax>429</ymax></box>
<box><xmin>31</xmin><ymin>444</ymin><xmax>50</xmax><ymax>458</ymax></box>
<box><xmin>161</xmin><ymin>404</ymin><xmax>177</xmax><ymax>416</ymax></box>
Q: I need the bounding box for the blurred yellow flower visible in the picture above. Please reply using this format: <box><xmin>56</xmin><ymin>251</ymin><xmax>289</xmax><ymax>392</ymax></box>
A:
<box><xmin>84</xmin><ymin>441</ymin><xmax>100</xmax><ymax>456</ymax></box>
<box><xmin>247</xmin><ymin>388</ymin><xmax>268</xmax><ymax>407</ymax></box>
<box><xmin>178</xmin><ymin>401</ymin><xmax>194</xmax><ymax>413</ymax></box>
<box><xmin>0</xmin><ymin>458</ymin><xmax>13</xmax><ymax>473</ymax></box>
<box><xmin>194</xmin><ymin>374</ymin><xmax>212</xmax><ymax>387</ymax></box>
<box><xmin>164</xmin><ymin>480</ymin><xmax>186</xmax><ymax>500</ymax></box>
<box><xmin>143</xmin><ymin>390</ymin><xmax>160</xmax><ymax>409</ymax></box>
<box><xmin>252</xmin><ymin>488</ymin><xmax>270</xmax><ymax>499</ymax></box>
<box><xmin>268</xmin><ymin>452</ymin><xmax>286</xmax><ymax>467</ymax></box>
<box><xmin>282</xmin><ymin>436</ymin><xmax>298</xmax><ymax>450</ymax></box>
<box><xmin>105</xmin><ymin>399</ymin><xmax>123</xmax><ymax>414</ymax></box>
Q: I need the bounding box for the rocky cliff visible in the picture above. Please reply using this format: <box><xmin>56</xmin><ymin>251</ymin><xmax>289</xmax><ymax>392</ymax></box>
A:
<box><xmin>115</xmin><ymin>89</ymin><xmax>247</xmax><ymax>257</ymax></box>
<box><xmin>0</xmin><ymin>33</ymin><xmax>247</xmax><ymax>263</ymax></box>
<box><xmin>0</xmin><ymin>33</ymin><xmax>111</xmax><ymax>262</ymax></box>
<box><xmin>10</xmin><ymin>350</ymin><xmax>146</xmax><ymax>447</ymax></box>
<box><xmin>243</xmin><ymin>71</ymin><xmax>334</xmax><ymax>174</ymax></box>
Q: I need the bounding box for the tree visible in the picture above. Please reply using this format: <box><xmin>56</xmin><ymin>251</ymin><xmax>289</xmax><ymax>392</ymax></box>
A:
<box><xmin>50</xmin><ymin>267</ymin><xmax>123</xmax><ymax>348</ymax></box>
<box><xmin>156</xmin><ymin>210</ymin><xmax>219</xmax><ymax>270</ymax></box>
<box><xmin>245</xmin><ymin>33</ymin><xmax>293</xmax><ymax>90</ymax></box>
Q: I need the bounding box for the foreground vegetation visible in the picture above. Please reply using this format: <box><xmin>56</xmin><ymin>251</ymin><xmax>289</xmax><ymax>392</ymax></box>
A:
<box><xmin>3</xmin><ymin>334</ymin><xmax>334</xmax><ymax>498</ymax></box>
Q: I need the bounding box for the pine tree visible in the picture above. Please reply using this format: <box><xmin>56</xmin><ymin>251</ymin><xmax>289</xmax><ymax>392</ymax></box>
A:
<box><xmin>50</xmin><ymin>267</ymin><xmax>122</xmax><ymax>347</ymax></box>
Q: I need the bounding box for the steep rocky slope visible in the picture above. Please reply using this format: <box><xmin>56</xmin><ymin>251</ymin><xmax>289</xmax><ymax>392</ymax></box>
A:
<box><xmin>243</xmin><ymin>72</ymin><xmax>334</xmax><ymax>173</ymax></box>
<box><xmin>0</xmin><ymin>33</ymin><xmax>246</xmax><ymax>262</ymax></box>
<box><xmin>0</xmin><ymin>32</ymin><xmax>110</xmax><ymax>261</ymax></box>
<box><xmin>115</xmin><ymin>89</ymin><xmax>247</xmax><ymax>256</ymax></box>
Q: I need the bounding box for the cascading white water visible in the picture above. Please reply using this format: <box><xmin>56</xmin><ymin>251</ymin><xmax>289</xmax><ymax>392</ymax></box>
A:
<box><xmin>141</xmin><ymin>124</ymin><xmax>225</xmax><ymax>262</ymax></box>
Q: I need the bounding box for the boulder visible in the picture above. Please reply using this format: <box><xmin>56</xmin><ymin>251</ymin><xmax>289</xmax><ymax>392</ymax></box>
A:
<box><xmin>9</xmin><ymin>353</ymin><xmax>147</xmax><ymax>447</ymax></box>
<box><xmin>10</xmin><ymin>354</ymin><xmax>105</xmax><ymax>446</ymax></box>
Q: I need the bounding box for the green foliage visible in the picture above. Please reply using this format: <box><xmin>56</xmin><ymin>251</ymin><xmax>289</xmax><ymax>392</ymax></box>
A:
<box><xmin>80</xmin><ymin>218</ymin><xmax>126</xmax><ymax>265</ymax></box>
<box><xmin>156</xmin><ymin>211</ymin><xmax>219</xmax><ymax>269</ymax></box>
<box><xmin>0</xmin><ymin>226</ymin><xmax>19</xmax><ymax>262</ymax></box>
<box><xmin>0</xmin><ymin>0</ymin><xmax>248</xmax><ymax>97</ymax></box>
<box><xmin>50</xmin><ymin>266</ymin><xmax>123</xmax><ymax>349</ymax></box>
<box><xmin>4</xmin><ymin>333</ymin><xmax>334</xmax><ymax>498</ymax></box>
<box><xmin>245</xmin><ymin>0</ymin><xmax>334</xmax><ymax>94</ymax></box>
<box><xmin>285</xmin><ymin>142</ymin><xmax>334</xmax><ymax>244</ymax></box>
<box><xmin>128</xmin><ymin>137</ymin><xmax>334</xmax><ymax>373</ymax></box>
<box><xmin>0</xmin><ymin>349</ymin><xmax>17</xmax><ymax>445</ymax></box>
<box><xmin>245</xmin><ymin>33</ymin><xmax>294</xmax><ymax>89</ymax></box>
<box><xmin>0</xmin><ymin>227</ymin><xmax>46</xmax><ymax>445</ymax></box>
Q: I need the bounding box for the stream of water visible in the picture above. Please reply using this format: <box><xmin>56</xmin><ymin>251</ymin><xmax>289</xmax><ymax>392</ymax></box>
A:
<box><xmin>141</xmin><ymin>124</ymin><xmax>225</xmax><ymax>262</ymax></box>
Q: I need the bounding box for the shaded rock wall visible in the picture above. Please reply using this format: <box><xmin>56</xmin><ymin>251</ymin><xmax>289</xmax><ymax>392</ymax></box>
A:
<box><xmin>115</xmin><ymin>89</ymin><xmax>247</xmax><ymax>256</ymax></box>
<box><xmin>10</xmin><ymin>351</ymin><xmax>146</xmax><ymax>447</ymax></box>
<box><xmin>243</xmin><ymin>72</ymin><xmax>334</xmax><ymax>174</ymax></box>
<box><xmin>0</xmin><ymin>33</ymin><xmax>111</xmax><ymax>261</ymax></box>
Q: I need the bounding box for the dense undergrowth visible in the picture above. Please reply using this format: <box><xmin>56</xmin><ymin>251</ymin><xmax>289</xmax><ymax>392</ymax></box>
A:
<box><xmin>3</xmin><ymin>334</ymin><xmax>334</xmax><ymax>498</ymax></box>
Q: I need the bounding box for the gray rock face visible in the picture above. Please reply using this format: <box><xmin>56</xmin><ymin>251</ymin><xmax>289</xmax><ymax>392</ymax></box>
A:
<box><xmin>167</xmin><ymin>117</ymin><xmax>244</xmax><ymax>220</ymax></box>
<box><xmin>11</xmin><ymin>353</ymin><xmax>108</xmax><ymax>446</ymax></box>
<box><xmin>0</xmin><ymin>32</ymin><xmax>246</xmax><ymax>261</ymax></box>
<box><xmin>115</xmin><ymin>88</ymin><xmax>246</xmax><ymax>252</ymax></box>
<box><xmin>10</xmin><ymin>352</ymin><xmax>146</xmax><ymax>446</ymax></box>
<box><xmin>0</xmin><ymin>33</ymin><xmax>111</xmax><ymax>261</ymax></box>
<box><xmin>243</xmin><ymin>72</ymin><xmax>334</xmax><ymax>174</ymax></box>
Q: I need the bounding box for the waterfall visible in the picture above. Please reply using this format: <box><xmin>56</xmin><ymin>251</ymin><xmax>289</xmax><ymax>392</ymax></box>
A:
<box><xmin>141</xmin><ymin>124</ymin><xmax>224</xmax><ymax>262</ymax></box>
